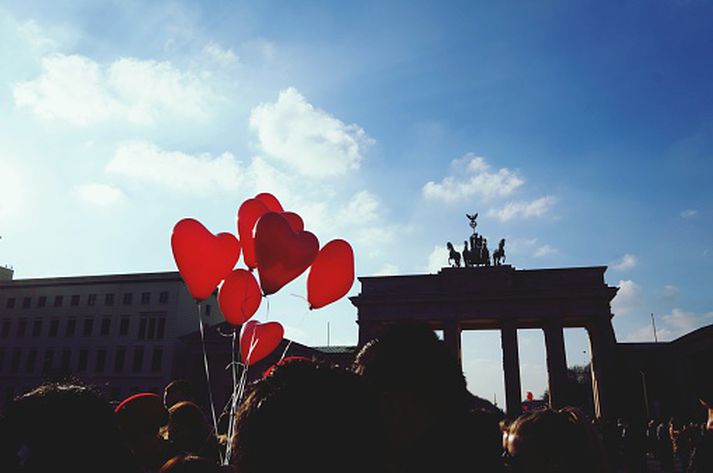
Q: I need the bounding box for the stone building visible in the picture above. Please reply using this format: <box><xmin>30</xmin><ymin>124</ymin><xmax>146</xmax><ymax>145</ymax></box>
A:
<box><xmin>0</xmin><ymin>271</ymin><xmax>218</xmax><ymax>405</ymax></box>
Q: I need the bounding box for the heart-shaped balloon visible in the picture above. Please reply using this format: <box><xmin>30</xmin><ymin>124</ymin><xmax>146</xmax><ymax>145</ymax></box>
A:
<box><xmin>307</xmin><ymin>239</ymin><xmax>355</xmax><ymax>309</ymax></box>
<box><xmin>240</xmin><ymin>320</ymin><xmax>284</xmax><ymax>365</ymax></box>
<box><xmin>254</xmin><ymin>192</ymin><xmax>284</xmax><ymax>212</ymax></box>
<box><xmin>237</xmin><ymin>199</ymin><xmax>270</xmax><ymax>270</ymax></box>
<box><xmin>238</xmin><ymin>199</ymin><xmax>305</xmax><ymax>270</ymax></box>
<box><xmin>171</xmin><ymin>218</ymin><xmax>240</xmax><ymax>301</ymax></box>
<box><xmin>218</xmin><ymin>269</ymin><xmax>262</xmax><ymax>326</ymax></box>
<box><xmin>255</xmin><ymin>212</ymin><xmax>319</xmax><ymax>295</ymax></box>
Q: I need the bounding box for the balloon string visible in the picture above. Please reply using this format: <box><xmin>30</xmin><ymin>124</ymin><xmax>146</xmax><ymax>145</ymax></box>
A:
<box><xmin>196</xmin><ymin>302</ymin><xmax>223</xmax><ymax>464</ymax></box>
<box><xmin>223</xmin><ymin>331</ymin><xmax>239</xmax><ymax>466</ymax></box>
<box><xmin>224</xmin><ymin>325</ymin><xmax>257</xmax><ymax>463</ymax></box>
<box><xmin>279</xmin><ymin>340</ymin><xmax>293</xmax><ymax>361</ymax></box>
<box><xmin>265</xmin><ymin>297</ymin><xmax>270</xmax><ymax>321</ymax></box>
<box><xmin>289</xmin><ymin>293</ymin><xmax>308</xmax><ymax>303</ymax></box>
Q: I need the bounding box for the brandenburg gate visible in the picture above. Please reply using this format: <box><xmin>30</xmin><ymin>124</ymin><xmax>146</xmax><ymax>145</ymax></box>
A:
<box><xmin>350</xmin><ymin>264</ymin><xmax>620</xmax><ymax>418</ymax></box>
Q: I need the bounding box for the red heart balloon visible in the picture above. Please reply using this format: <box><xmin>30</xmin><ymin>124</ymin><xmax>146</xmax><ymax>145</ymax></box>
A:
<box><xmin>281</xmin><ymin>211</ymin><xmax>304</xmax><ymax>233</ymax></box>
<box><xmin>255</xmin><ymin>212</ymin><xmax>319</xmax><ymax>296</ymax></box>
<box><xmin>237</xmin><ymin>199</ymin><xmax>270</xmax><ymax>270</ymax></box>
<box><xmin>254</xmin><ymin>192</ymin><xmax>284</xmax><ymax>212</ymax></box>
<box><xmin>240</xmin><ymin>320</ymin><xmax>284</xmax><ymax>365</ymax></box>
<box><xmin>307</xmin><ymin>239</ymin><xmax>355</xmax><ymax>309</ymax></box>
<box><xmin>171</xmin><ymin>218</ymin><xmax>240</xmax><ymax>301</ymax></box>
<box><xmin>238</xmin><ymin>199</ymin><xmax>305</xmax><ymax>270</ymax></box>
<box><xmin>218</xmin><ymin>269</ymin><xmax>262</xmax><ymax>326</ymax></box>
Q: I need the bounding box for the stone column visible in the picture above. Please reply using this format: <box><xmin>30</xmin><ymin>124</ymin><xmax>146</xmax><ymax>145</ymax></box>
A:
<box><xmin>543</xmin><ymin>320</ymin><xmax>568</xmax><ymax>409</ymax></box>
<box><xmin>587</xmin><ymin>319</ymin><xmax>618</xmax><ymax>420</ymax></box>
<box><xmin>501</xmin><ymin>321</ymin><xmax>522</xmax><ymax>416</ymax></box>
<box><xmin>443</xmin><ymin>320</ymin><xmax>462</xmax><ymax>367</ymax></box>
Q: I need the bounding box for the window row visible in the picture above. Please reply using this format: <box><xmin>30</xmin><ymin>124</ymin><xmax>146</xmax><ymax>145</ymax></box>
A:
<box><xmin>4</xmin><ymin>291</ymin><xmax>170</xmax><ymax>309</ymax></box>
<box><xmin>0</xmin><ymin>315</ymin><xmax>166</xmax><ymax>340</ymax></box>
<box><xmin>0</xmin><ymin>346</ymin><xmax>164</xmax><ymax>375</ymax></box>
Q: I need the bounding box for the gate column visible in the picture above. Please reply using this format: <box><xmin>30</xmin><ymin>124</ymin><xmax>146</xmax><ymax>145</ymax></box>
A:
<box><xmin>587</xmin><ymin>318</ymin><xmax>618</xmax><ymax>420</ymax></box>
<box><xmin>543</xmin><ymin>320</ymin><xmax>568</xmax><ymax>408</ymax></box>
<box><xmin>443</xmin><ymin>320</ymin><xmax>462</xmax><ymax>367</ymax></box>
<box><xmin>501</xmin><ymin>320</ymin><xmax>522</xmax><ymax>416</ymax></box>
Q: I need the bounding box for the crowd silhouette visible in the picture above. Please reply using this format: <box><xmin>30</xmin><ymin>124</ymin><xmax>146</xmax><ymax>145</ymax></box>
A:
<box><xmin>0</xmin><ymin>324</ymin><xmax>711</xmax><ymax>473</ymax></box>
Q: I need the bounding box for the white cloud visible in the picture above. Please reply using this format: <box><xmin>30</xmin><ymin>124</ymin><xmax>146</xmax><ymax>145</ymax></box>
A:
<box><xmin>487</xmin><ymin>196</ymin><xmax>556</xmax><ymax>222</ymax></box>
<box><xmin>624</xmin><ymin>308</ymin><xmax>713</xmax><ymax>342</ymax></box>
<box><xmin>427</xmin><ymin>245</ymin><xmax>449</xmax><ymax>273</ymax></box>
<box><xmin>611</xmin><ymin>279</ymin><xmax>643</xmax><ymax>315</ymax></box>
<box><xmin>107</xmin><ymin>141</ymin><xmax>243</xmax><ymax>193</ymax></box>
<box><xmin>249</xmin><ymin>87</ymin><xmax>374</xmax><ymax>177</ymax></box>
<box><xmin>533</xmin><ymin>244</ymin><xmax>557</xmax><ymax>258</ymax></box>
<box><xmin>422</xmin><ymin>154</ymin><xmax>524</xmax><ymax>203</ymax></box>
<box><xmin>16</xmin><ymin>19</ymin><xmax>58</xmax><ymax>49</ymax></box>
<box><xmin>203</xmin><ymin>41</ymin><xmax>238</xmax><ymax>66</ymax></box>
<box><xmin>661</xmin><ymin>285</ymin><xmax>680</xmax><ymax>301</ymax></box>
<box><xmin>75</xmin><ymin>183</ymin><xmax>127</xmax><ymax>207</ymax></box>
<box><xmin>611</xmin><ymin>253</ymin><xmax>638</xmax><ymax>271</ymax></box>
<box><xmin>375</xmin><ymin>264</ymin><xmax>400</xmax><ymax>276</ymax></box>
<box><xmin>339</xmin><ymin>190</ymin><xmax>381</xmax><ymax>225</ymax></box>
<box><xmin>13</xmin><ymin>53</ymin><xmax>211</xmax><ymax>125</ymax></box>
<box><xmin>680</xmin><ymin>209</ymin><xmax>698</xmax><ymax>219</ymax></box>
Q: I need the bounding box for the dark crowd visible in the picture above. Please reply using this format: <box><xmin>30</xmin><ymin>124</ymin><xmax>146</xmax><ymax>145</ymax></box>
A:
<box><xmin>0</xmin><ymin>324</ymin><xmax>711</xmax><ymax>473</ymax></box>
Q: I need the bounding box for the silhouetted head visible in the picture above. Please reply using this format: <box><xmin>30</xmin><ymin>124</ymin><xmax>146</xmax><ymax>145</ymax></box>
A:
<box><xmin>168</xmin><ymin>402</ymin><xmax>214</xmax><ymax>457</ymax></box>
<box><xmin>0</xmin><ymin>382</ymin><xmax>138</xmax><ymax>473</ymax></box>
<box><xmin>231</xmin><ymin>358</ymin><xmax>384</xmax><ymax>473</ymax></box>
<box><xmin>503</xmin><ymin>407</ymin><xmax>606</xmax><ymax>473</ymax></box>
<box><xmin>159</xmin><ymin>455</ymin><xmax>220</xmax><ymax>473</ymax></box>
<box><xmin>164</xmin><ymin>380</ymin><xmax>196</xmax><ymax>410</ymax></box>
<box><xmin>353</xmin><ymin>324</ymin><xmax>469</xmax><ymax>449</ymax></box>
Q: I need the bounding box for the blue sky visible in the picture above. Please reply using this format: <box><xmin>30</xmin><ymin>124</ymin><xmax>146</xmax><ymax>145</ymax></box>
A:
<box><xmin>1</xmin><ymin>0</ymin><xmax>712</xmax><ymax>404</ymax></box>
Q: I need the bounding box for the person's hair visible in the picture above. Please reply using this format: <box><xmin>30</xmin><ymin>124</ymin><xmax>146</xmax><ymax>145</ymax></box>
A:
<box><xmin>168</xmin><ymin>401</ymin><xmax>216</xmax><ymax>459</ymax></box>
<box><xmin>353</xmin><ymin>323</ymin><xmax>468</xmax><ymax>412</ymax></box>
<box><xmin>503</xmin><ymin>407</ymin><xmax>606</xmax><ymax>473</ymax></box>
<box><xmin>164</xmin><ymin>380</ymin><xmax>195</xmax><ymax>408</ymax></box>
<box><xmin>231</xmin><ymin>358</ymin><xmax>385</xmax><ymax>473</ymax></box>
<box><xmin>0</xmin><ymin>382</ymin><xmax>138</xmax><ymax>473</ymax></box>
<box><xmin>159</xmin><ymin>455</ymin><xmax>220</xmax><ymax>473</ymax></box>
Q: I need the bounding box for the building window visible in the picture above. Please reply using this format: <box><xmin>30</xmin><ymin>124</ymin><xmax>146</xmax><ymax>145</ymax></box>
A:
<box><xmin>88</xmin><ymin>294</ymin><xmax>97</xmax><ymax>306</ymax></box>
<box><xmin>114</xmin><ymin>347</ymin><xmax>126</xmax><ymax>372</ymax></box>
<box><xmin>53</xmin><ymin>295</ymin><xmax>63</xmax><ymax>307</ymax></box>
<box><xmin>6</xmin><ymin>298</ymin><xmax>15</xmax><ymax>309</ymax></box>
<box><xmin>138</xmin><ymin>318</ymin><xmax>147</xmax><ymax>340</ymax></box>
<box><xmin>151</xmin><ymin>348</ymin><xmax>163</xmax><ymax>372</ymax></box>
<box><xmin>22</xmin><ymin>297</ymin><xmax>31</xmax><ymax>309</ymax></box>
<box><xmin>82</xmin><ymin>318</ymin><xmax>94</xmax><ymax>337</ymax></box>
<box><xmin>159</xmin><ymin>291</ymin><xmax>169</xmax><ymax>304</ymax></box>
<box><xmin>141</xmin><ymin>292</ymin><xmax>151</xmax><ymax>305</ymax></box>
<box><xmin>26</xmin><ymin>349</ymin><xmax>37</xmax><ymax>373</ymax></box>
<box><xmin>38</xmin><ymin>296</ymin><xmax>47</xmax><ymax>308</ymax></box>
<box><xmin>105</xmin><ymin>294</ymin><xmax>114</xmax><ymax>306</ymax></box>
<box><xmin>1</xmin><ymin>319</ymin><xmax>10</xmax><ymax>338</ymax></box>
<box><xmin>32</xmin><ymin>319</ymin><xmax>42</xmax><ymax>337</ymax></box>
<box><xmin>123</xmin><ymin>293</ymin><xmax>133</xmax><ymax>305</ymax></box>
<box><xmin>132</xmin><ymin>347</ymin><xmax>144</xmax><ymax>372</ymax></box>
<box><xmin>71</xmin><ymin>295</ymin><xmax>80</xmax><ymax>306</ymax></box>
<box><xmin>17</xmin><ymin>319</ymin><xmax>27</xmax><ymax>337</ymax></box>
<box><xmin>100</xmin><ymin>318</ymin><xmax>111</xmax><ymax>336</ymax></box>
<box><xmin>61</xmin><ymin>349</ymin><xmax>71</xmax><ymax>371</ymax></box>
<box><xmin>147</xmin><ymin>318</ymin><xmax>156</xmax><ymax>340</ymax></box>
<box><xmin>66</xmin><ymin>318</ymin><xmax>77</xmax><ymax>337</ymax></box>
<box><xmin>42</xmin><ymin>350</ymin><xmax>54</xmax><ymax>373</ymax></box>
<box><xmin>78</xmin><ymin>349</ymin><xmax>88</xmax><ymax>371</ymax></box>
<box><xmin>205</xmin><ymin>304</ymin><xmax>212</xmax><ymax>317</ymax></box>
<box><xmin>0</xmin><ymin>349</ymin><xmax>4</xmax><ymax>372</ymax></box>
<box><xmin>119</xmin><ymin>317</ymin><xmax>130</xmax><ymax>336</ymax></box>
<box><xmin>10</xmin><ymin>350</ymin><xmax>21</xmax><ymax>373</ymax></box>
<box><xmin>49</xmin><ymin>319</ymin><xmax>59</xmax><ymax>337</ymax></box>
<box><xmin>95</xmin><ymin>349</ymin><xmax>107</xmax><ymax>373</ymax></box>
<box><xmin>157</xmin><ymin>318</ymin><xmax>166</xmax><ymax>339</ymax></box>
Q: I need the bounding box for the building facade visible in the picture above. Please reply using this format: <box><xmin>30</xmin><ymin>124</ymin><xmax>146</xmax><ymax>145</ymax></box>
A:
<box><xmin>0</xmin><ymin>271</ymin><xmax>218</xmax><ymax>406</ymax></box>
